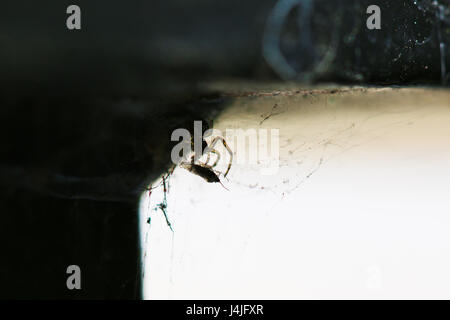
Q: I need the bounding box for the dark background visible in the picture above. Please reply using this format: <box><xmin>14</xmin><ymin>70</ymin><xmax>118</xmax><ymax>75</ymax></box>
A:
<box><xmin>0</xmin><ymin>0</ymin><xmax>448</xmax><ymax>299</ymax></box>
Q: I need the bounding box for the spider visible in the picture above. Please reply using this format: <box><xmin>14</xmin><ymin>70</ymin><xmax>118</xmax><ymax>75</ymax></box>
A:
<box><xmin>180</xmin><ymin>133</ymin><xmax>233</xmax><ymax>187</ymax></box>
<box><xmin>146</xmin><ymin>126</ymin><xmax>233</xmax><ymax>231</ymax></box>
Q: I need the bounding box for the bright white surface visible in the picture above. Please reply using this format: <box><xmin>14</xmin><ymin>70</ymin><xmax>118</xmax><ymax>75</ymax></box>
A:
<box><xmin>140</xmin><ymin>88</ymin><xmax>450</xmax><ymax>299</ymax></box>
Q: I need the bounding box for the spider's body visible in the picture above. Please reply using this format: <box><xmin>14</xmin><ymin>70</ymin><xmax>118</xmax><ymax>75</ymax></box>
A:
<box><xmin>180</xmin><ymin>162</ymin><xmax>221</xmax><ymax>183</ymax></box>
<box><xmin>180</xmin><ymin>131</ymin><xmax>233</xmax><ymax>186</ymax></box>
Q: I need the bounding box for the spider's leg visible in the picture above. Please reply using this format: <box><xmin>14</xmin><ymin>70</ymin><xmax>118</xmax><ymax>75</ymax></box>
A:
<box><xmin>203</xmin><ymin>140</ymin><xmax>214</xmax><ymax>166</ymax></box>
<box><xmin>222</xmin><ymin>139</ymin><xmax>233</xmax><ymax>177</ymax></box>
<box><xmin>190</xmin><ymin>153</ymin><xmax>196</xmax><ymax>164</ymax></box>
<box><xmin>205</xmin><ymin>149</ymin><xmax>220</xmax><ymax>168</ymax></box>
<box><xmin>205</xmin><ymin>147</ymin><xmax>211</xmax><ymax>166</ymax></box>
<box><xmin>204</xmin><ymin>138</ymin><xmax>218</xmax><ymax>166</ymax></box>
<box><xmin>209</xmin><ymin>137</ymin><xmax>233</xmax><ymax>177</ymax></box>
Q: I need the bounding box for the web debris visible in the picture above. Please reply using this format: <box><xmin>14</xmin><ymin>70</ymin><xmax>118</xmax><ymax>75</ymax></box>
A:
<box><xmin>148</xmin><ymin>173</ymin><xmax>174</xmax><ymax>232</ymax></box>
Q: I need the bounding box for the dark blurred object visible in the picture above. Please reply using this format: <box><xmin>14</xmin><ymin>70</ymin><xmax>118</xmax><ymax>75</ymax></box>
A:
<box><xmin>264</xmin><ymin>0</ymin><xmax>450</xmax><ymax>84</ymax></box>
<box><xmin>1</xmin><ymin>0</ymin><xmax>449</xmax><ymax>96</ymax></box>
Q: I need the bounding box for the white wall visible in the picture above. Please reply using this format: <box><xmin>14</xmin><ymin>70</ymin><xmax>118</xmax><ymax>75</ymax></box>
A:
<box><xmin>141</xmin><ymin>87</ymin><xmax>450</xmax><ymax>299</ymax></box>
